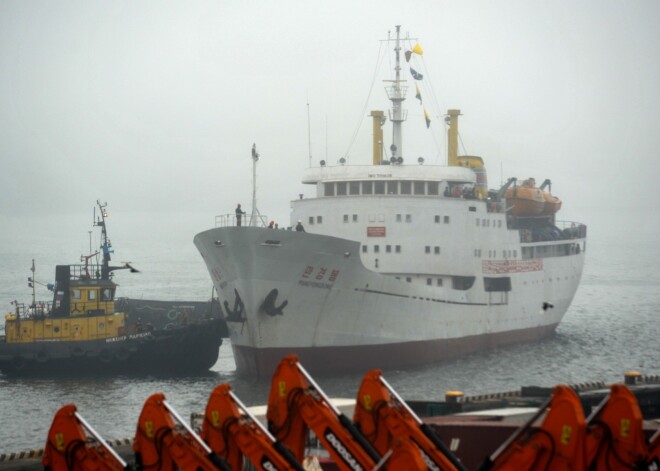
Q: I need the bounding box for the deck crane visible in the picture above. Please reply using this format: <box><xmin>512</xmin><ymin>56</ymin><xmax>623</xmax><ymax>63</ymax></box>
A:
<box><xmin>43</xmin><ymin>404</ymin><xmax>129</xmax><ymax>471</ymax></box>
<box><xmin>133</xmin><ymin>392</ymin><xmax>231</xmax><ymax>471</ymax></box>
<box><xmin>200</xmin><ymin>383</ymin><xmax>305</xmax><ymax>471</ymax></box>
<box><xmin>353</xmin><ymin>369</ymin><xmax>467</xmax><ymax>471</ymax></box>
<box><xmin>477</xmin><ymin>384</ymin><xmax>587</xmax><ymax>470</ymax></box>
<box><xmin>266</xmin><ymin>354</ymin><xmax>427</xmax><ymax>470</ymax></box>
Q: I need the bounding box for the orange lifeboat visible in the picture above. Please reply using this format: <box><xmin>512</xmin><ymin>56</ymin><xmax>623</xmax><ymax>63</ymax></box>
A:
<box><xmin>541</xmin><ymin>191</ymin><xmax>562</xmax><ymax>215</ymax></box>
<box><xmin>505</xmin><ymin>178</ymin><xmax>545</xmax><ymax>216</ymax></box>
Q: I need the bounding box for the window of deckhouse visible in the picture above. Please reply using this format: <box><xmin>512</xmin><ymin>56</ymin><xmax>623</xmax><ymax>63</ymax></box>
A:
<box><xmin>406</xmin><ymin>214</ymin><xmax>412</xmax><ymax>222</ymax></box>
<box><xmin>352</xmin><ymin>214</ymin><xmax>358</xmax><ymax>222</ymax></box>
<box><xmin>395</xmin><ymin>245</ymin><xmax>401</xmax><ymax>253</ymax></box>
<box><xmin>88</xmin><ymin>290</ymin><xmax>97</xmax><ymax>301</ymax></box>
<box><xmin>343</xmin><ymin>215</ymin><xmax>349</xmax><ymax>223</ymax></box>
<box><xmin>414</xmin><ymin>181</ymin><xmax>425</xmax><ymax>195</ymax></box>
<box><xmin>363</xmin><ymin>181</ymin><xmax>373</xmax><ymax>194</ymax></box>
<box><xmin>308</xmin><ymin>217</ymin><xmax>314</xmax><ymax>225</ymax></box>
<box><xmin>317</xmin><ymin>216</ymin><xmax>322</xmax><ymax>224</ymax></box>
<box><xmin>386</xmin><ymin>245</ymin><xmax>391</xmax><ymax>253</ymax></box>
<box><xmin>337</xmin><ymin>182</ymin><xmax>347</xmax><ymax>195</ymax></box>
<box><xmin>428</xmin><ymin>182</ymin><xmax>439</xmax><ymax>195</ymax></box>
<box><xmin>387</xmin><ymin>181</ymin><xmax>398</xmax><ymax>194</ymax></box>
<box><xmin>396</xmin><ymin>214</ymin><xmax>402</xmax><ymax>222</ymax></box>
<box><xmin>435</xmin><ymin>215</ymin><xmax>440</xmax><ymax>223</ymax></box>
<box><xmin>349</xmin><ymin>182</ymin><xmax>360</xmax><ymax>195</ymax></box>
<box><xmin>362</xmin><ymin>245</ymin><xmax>367</xmax><ymax>253</ymax></box>
<box><xmin>324</xmin><ymin>183</ymin><xmax>334</xmax><ymax>196</ymax></box>
<box><xmin>401</xmin><ymin>181</ymin><xmax>412</xmax><ymax>194</ymax></box>
<box><xmin>374</xmin><ymin>181</ymin><xmax>385</xmax><ymax>194</ymax></box>
<box><xmin>444</xmin><ymin>216</ymin><xmax>450</xmax><ymax>224</ymax></box>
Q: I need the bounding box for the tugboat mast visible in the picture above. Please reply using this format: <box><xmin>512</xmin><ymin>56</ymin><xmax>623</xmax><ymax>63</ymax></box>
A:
<box><xmin>94</xmin><ymin>200</ymin><xmax>112</xmax><ymax>279</ymax></box>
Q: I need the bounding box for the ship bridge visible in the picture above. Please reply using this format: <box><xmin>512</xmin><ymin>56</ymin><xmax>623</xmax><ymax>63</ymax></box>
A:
<box><xmin>301</xmin><ymin>164</ymin><xmax>476</xmax><ymax>198</ymax></box>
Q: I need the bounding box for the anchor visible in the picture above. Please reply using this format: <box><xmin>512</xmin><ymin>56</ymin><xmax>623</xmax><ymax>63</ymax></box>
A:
<box><xmin>223</xmin><ymin>289</ymin><xmax>245</xmax><ymax>322</ymax></box>
<box><xmin>260</xmin><ymin>288</ymin><xmax>288</xmax><ymax>317</ymax></box>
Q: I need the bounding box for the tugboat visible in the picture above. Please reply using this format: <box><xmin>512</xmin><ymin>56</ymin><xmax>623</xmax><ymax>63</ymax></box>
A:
<box><xmin>0</xmin><ymin>201</ymin><xmax>224</xmax><ymax>376</ymax></box>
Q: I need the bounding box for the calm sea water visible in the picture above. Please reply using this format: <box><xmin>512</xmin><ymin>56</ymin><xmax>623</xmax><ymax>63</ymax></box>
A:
<box><xmin>0</xmin><ymin>208</ymin><xmax>658</xmax><ymax>454</ymax></box>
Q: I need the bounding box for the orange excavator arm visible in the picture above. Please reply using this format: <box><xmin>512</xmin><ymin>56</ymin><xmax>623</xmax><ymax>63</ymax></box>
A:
<box><xmin>478</xmin><ymin>384</ymin><xmax>587</xmax><ymax>471</ymax></box>
<box><xmin>266</xmin><ymin>354</ymin><xmax>427</xmax><ymax>471</ymax></box>
<box><xmin>201</xmin><ymin>383</ymin><xmax>305</xmax><ymax>471</ymax></box>
<box><xmin>133</xmin><ymin>392</ymin><xmax>231</xmax><ymax>471</ymax></box>
<box><xmin>354</xmin><ymin>369</ymin><xmax>467</xmax><ymax>471</ymax></box>
<box><xmin>584</xmin><ymin>384</ymin><xmax>650</xmax><ymax>469</ymax></box>
<box><xmin>43</xmin><ymin>404</ymin><xmax>129</xmax><ymax>471</ymax></box>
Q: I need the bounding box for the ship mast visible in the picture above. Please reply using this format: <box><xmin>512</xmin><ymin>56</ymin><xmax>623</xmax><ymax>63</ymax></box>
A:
<box><xmin>249</xmin><ymin>144</ymin><xmax>266</xmax><ymax>227</ymax></box>
<box><xmin>385</xmin><ymin>25</ymin><xmax>408</xmax><ymax>161</ymax></box>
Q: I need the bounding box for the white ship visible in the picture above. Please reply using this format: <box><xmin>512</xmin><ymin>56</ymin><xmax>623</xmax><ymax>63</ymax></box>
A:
<box><xmin>194</xmin><ymin>26</ymin><xmax>587</xmax><ymax>378</ymax></box>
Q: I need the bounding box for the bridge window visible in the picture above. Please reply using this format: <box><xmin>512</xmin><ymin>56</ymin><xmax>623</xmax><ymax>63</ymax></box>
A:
<box><xmin>101</xmin><ymin>288</ymin><xmax>113</xmax><ymax>301</ymax></box>
<box><xmin>428</xmin><ymin>182</ymin><xmax>439</xmax><ymax>195</ymax></box>
<box><xmin>362</xmin><ymin>181</ymin><xmax>373</xmax><ymax>194</ymax></box>
<box><xmin>387</xmin><ymin>181</ymin><xmax>398</xmax><ymax>194</ymax></box>
<box><xmin>337</xmin><ymin>182</ymin><xmax>347</xmax><ymax>195</ymax></box>
<box><xmin>401</xmin><ymin>181</ymin><xmax>412</xmax><ymax>194</ymax></box>
<box><xmin>324</xmin><ymin>183</ymin><xmax>334</xmax><ymax>196</ymax></box>
<box><xmin>88</xmin><ymin>289</ymin><xmax>97</xmax><ymax>301</ymax></box>
<box><xmin>374</xmin><ymin>181</ymin><xmax>385</xmax><ymax>194</ymax></box>
<box><xmin>349</xmin><ymin>182</ymin><xmax>360</xmax><ymax>195</ymax></box>
<box><xmin>72</xmin><ymin>289</ymin><xmax>81</xmax><ymax>299</ymax></box>
<box><xmin>414</xmin><ymin>181</ymin><xmax>425</xmax><ymax>195</ymax></box>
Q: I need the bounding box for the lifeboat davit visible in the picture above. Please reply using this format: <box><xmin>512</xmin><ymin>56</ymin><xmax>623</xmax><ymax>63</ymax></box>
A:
<box><xmin>505</xmin><ymin>178</ymin><xmax>545</xmax><ymax>216</ymax></box>
<box><xmin>541</xmin><ymin>191</ymin><xmax>562</xmax><ymax>215</ymax></box>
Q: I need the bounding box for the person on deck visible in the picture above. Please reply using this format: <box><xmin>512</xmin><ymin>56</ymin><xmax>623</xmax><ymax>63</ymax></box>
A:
<box><xmin>235</xmin><ymin>204</ymin><xmax>245</xmax><ymax>226</ymax></box>
<box><xmin>295</xmin><ymin>220</ymin><xmax>305</xmax><ymax>232</ymax></box>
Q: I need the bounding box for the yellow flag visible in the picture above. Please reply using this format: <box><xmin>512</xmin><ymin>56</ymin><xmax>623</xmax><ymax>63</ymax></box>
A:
<box><xmin>412</xmin><ymin>43</ymin><xmax>424</xmax><ymax>55</ymax></box>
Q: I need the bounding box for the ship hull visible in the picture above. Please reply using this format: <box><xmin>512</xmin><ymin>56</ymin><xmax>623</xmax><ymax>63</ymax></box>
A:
<box><xmin>232</xmin><ymin>323</ymin><xmax>557</xmax><ymax>377</ymax></box>
<box><xmin>194</xmin><ymin>227</ymin><xmax>585</xmax><ymax>378</ymax></box>
<box><xmin>0</xmin><ymin>319</ymin><xmax>224</xmax><ymax>376</ymax></box>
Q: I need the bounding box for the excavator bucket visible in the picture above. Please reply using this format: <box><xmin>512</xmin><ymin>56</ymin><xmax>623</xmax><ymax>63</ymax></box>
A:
<box><xmin>133</xmin><ymin>392</ymin><xmax>230</xmax><ymax>471</ymax></box>
<box><xmin>479</xmin><ymin>384</ymin><xmax>587</xmax><ymax>471</ymax></box>
<box><xmin>585</xmin><ymin>383</ymin><xmax>649</xmax><ymax>469</ymax></box>
<box><xmin>43</xmin><ymin>403</ymin><xmax>127</xmax><ymax>471</ymax></box>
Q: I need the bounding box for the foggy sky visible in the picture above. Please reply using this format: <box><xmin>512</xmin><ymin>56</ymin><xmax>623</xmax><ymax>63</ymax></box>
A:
<box><xmin>1</xmin><ymin>0</ymin><xmax>658</xmax><ymax>226</ymax></box>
